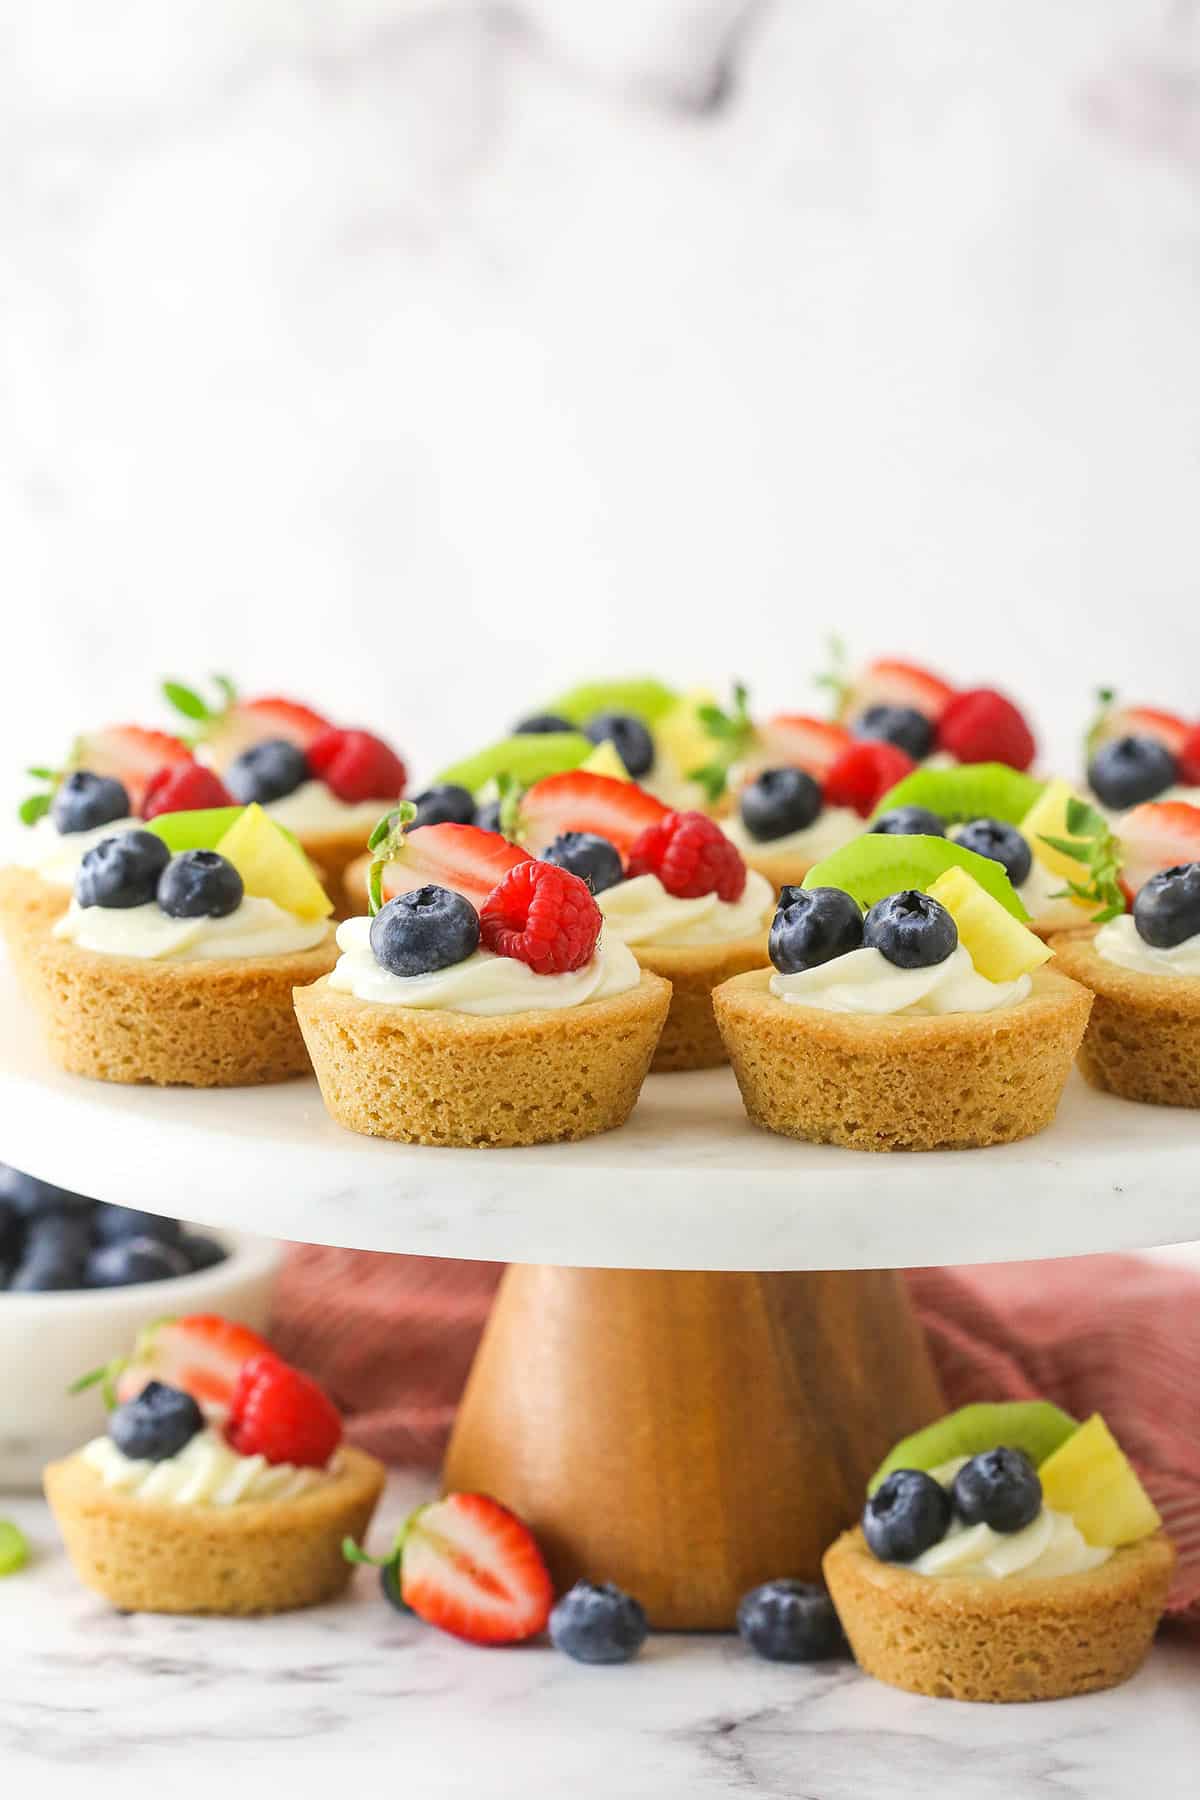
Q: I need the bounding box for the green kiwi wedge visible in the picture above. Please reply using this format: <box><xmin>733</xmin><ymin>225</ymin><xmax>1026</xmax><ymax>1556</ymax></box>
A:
<box><xmin>871</xmin><ymin>762</ymin><xmax>1045</xmax><ymax>826</ymax></box>
<box><xmin>435</xmin><ymin>732</ymin><xmax>591</xmax><ymax>794</ymax></box>
<box><xmin>146</xmin><ymin>807</ymin><xmax>302</xmax><ymax>854</ymax></box>
<box><xmin>539</xmin><ymin>678</ymin><xmax>679</xmax><ymax>726</ymax></box>
<box><xmin>868</xmin><ymin>1400</ymin><xmax>1079</xmax><ymax>1492</ymax></box>
<box><xmin>802</xmin><ymin>834</ymin><xmax>1030</xmax><ymax>922</ymax></box>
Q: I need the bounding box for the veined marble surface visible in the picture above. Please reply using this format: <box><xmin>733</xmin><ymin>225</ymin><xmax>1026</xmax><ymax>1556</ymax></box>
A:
<box><xmin>2</xmin><ymin>1473</ymin><xmax>1196</xmax><ymax>1798</ymax></box>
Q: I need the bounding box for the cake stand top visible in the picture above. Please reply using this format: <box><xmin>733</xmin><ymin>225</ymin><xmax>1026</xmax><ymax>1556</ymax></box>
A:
<box><xmin>2</xmin><ymin>967</ymin><xmax>1197</xmax><ymax>1270</ymax></box>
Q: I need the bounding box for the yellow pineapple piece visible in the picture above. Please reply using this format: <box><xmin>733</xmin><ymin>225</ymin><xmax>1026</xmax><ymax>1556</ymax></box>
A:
<box><xmin>656</xmin><ymin>689</ymin><xmax>720</xmax><ymax>777</ymax></box>
<box><xmin>215</xmin><ymin>804</ymin><xmax>333</xmax><ymax>923</ymax></box>
<box><xmin>1037</xmin><ymin>1414</ymin><xmax>1162</xmax><ymax>1548</ymax></box>
<box><xmin>1019</xmin><ymin>778</ymin><xmax>1092</xmax><ymax>883</ymax></box>
<box><xmin>580</xmin><ymin>741</ymin><xmax>632</xmax><ymax>782</ymax></box>
<box><xmin>927</xmin><ymin>866</ymin><xmax>1051</xmax><ymax>982</ymax></box>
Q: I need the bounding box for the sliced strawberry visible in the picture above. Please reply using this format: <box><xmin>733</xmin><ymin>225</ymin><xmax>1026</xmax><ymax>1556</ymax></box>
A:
<box><xmin>113</xmin><ymin>1313</ymin><xmax>272</xmax><ymax>1419</ymax></box>
<box><xmin>1093</xmin><ymin>703</ymin><xmax>1190</xmax><ymax>757</ymax></box>
<box><xmin>823</xmin><ymin>742</ymin><xmax>916</xmax><ymax>817</ymax></box>
<box><xmin>1178</xmin><ymin>723</ymin><xmax>1200</xmax><ymax>787</ymax></box>
<box><xmin>841</xmin><ymin>658</ymin><xmax>957</xmax><ymax>725</ymax></box>
<box><xmin>754</xmin><ymin>715</ymin><xmax>852</xmax><ymax>780</ymax></box>
<box><xmin>141</xmin><ymin>761</ymin><xmax>233</xmax><ymax>820</ymax></box>
<box><xmin>74</xmin><ymin>726</ymin><xmax>194</xmax><ymax>813</ymax></box>
<box><xmin>205</xmin><ymin>697</ymin><xmax>332</xmax><ymax>769</ymax></box>
<box><xmin>1118</xmin><ymin>801</ymin><xmax>1200</xmax><ymax>896</ymax></box>
<box><xmin>400</xmin><ymin>1493</ymin><xmax>553</xmax><ymax>1646</ymax></box>
<box><xmin>518</xmin><ymin>771</ymin><xmax>668</xmax><ymax>859</ymax></box>
<box><xmin>936</xmin><ymin>688</ymin><xmax>1036</xmax><ymax>772</ymax></box>
<box><xmin>382</xmin><ymin>823</ymin><xmax>531</xmax><ymax>910</ymax></box>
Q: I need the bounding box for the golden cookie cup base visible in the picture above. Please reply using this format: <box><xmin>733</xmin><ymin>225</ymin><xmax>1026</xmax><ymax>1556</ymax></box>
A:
<box><xmin>630</xmin><ymin>934</ymin><xmax>770</xmax><ymax>1072</ymax></box>
<box><xmin>1049</xmin><ymin>926</ymin><xmax>1200</xmax><ymax>1108</ymax></box>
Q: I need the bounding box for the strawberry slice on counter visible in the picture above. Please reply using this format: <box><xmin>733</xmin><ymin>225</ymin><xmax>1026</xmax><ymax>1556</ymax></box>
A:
<box><xmin>379</xmin><ymin>822</ymin><xmax>531</xmax><ymax>911</ymax></box>
<box><xmin>841</xmin><ymin>658</ymin><xmax>957</xmax><ymax>725</ymax></box>
<box><xmin>110</xmin><ymin>1313</ymin><xmax>273</xmax><ymax>1418</ymax></box>
<box><xmin>754</xmin><ymin>715</ymin><xmax>852</xmax><ymax>780</ymax></box>
<box><xmin>73</xmin><ymin>725</ymin><xmax>195</xmax><ymax>814</ymax></box>
<box><xmin>395</xmin><ymin>1492</ymin><xmax>554</xmax><ymax>1646</ymax></box>
<box><xmin>517</xmin><ymin>771</ymin><xmax>668</xmax><ymax>859</ymax></box>
<box><xmin>1118</xmin><ymin>800</ymin><xmax>1200</xmax><ymax>897</ymax></box>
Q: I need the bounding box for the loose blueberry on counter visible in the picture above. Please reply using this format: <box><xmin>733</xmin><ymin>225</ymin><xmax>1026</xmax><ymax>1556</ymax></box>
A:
<box><xmin>226</xmin><ymin>738</ymin><xmax>310</xmax><ymax>804</ymax></box>
<box><xmin>853</xmin><ymin>704</ymin><xmax>934</xmax><ymax>762</ymax></box>
<box><xmin>410</xmin><ymin>784</ymin><xmax>477</xmax><ymax>829</ymax></box>
<box><xmin>177</xmin><ymin>1232</ymin><xmax>227</xmax><ymax>1272</ymax></box>
<box><xmin>10</xmin><ymin>1214</ymin><xmax>91</xmax><ymax>1292</ymax></box>
<box><xmin>862</xmin><ymin>1469</ymin><xmax>952</xmax><ymax>1562</ymax></box>
<box><xmin>109</xmin><ymin>1380</ymin><xmax>205</xmax><ymax>1462</ymax></box>
<box><xmin>1133</xmin><ymin>862</ymin><xmax>1200</xmax><ymax>949</ymax></box>
<box><xmin>514</xmin><ymin>713</ymin><xmax>574</xmax><ymax>735</ymax></box>
<box><xmin>582</xmin><ymin>711</ymin><xmax>654</xmax><ymax>778</ymax></box>
<box><xmin>157</xmin><ymin>850</ymin><xmax>244</xmax><ymax>920</ymax></box>
<box><xmin>92</xmin><ymin>1207</ymin><xmax>182</xmax><ymax>1246</ymax></box>
<box><xmin>737</xmin><ymin>1579</ymin><xmax>844</xmax><ymax>1662</ymax></box>
<box><xmin>952</xmin><ymin>1447</ymin><xmax>1042</xmax><ymax>1534</ymax></box>
<box><xmin>474</xmin><ymin>799</ymin><xmax>503</xmax><ymax>834</ymax></box>
<box><xmin>739</xmin><ymin>767</ymin><xmax>823</xmax><ymax>842</ymax></box>
<box><xmin>51</xmin><ymin>771</ymin><xmax>131</xmax><ymax>835</ymax></box>
<box><xmin>863</xmin><ymin>890</ymin><xmax>957</xmax><ymax>969</ymax></box>
<box><xmin>370</xmin><ymin>884</ymin><xmax>480</xmax><ymax>977</ymax></box>
<box><xmin>769</xmin><ymin>885</ymin><xmax>864</xmax><ymax>973</ymax></box>
<box><xmin>955</xmin><ymin>818</ymin><xmax>1033</xmax><ymax>888</ymax></box>
<box><xmin>549</xmin><ymin>1580</ymin><xmax>648</xmax><ymax>1665</ymax></box>
<box><xmin>1088</xmin><ymin>735</ymin><xmax>1178</xmax><ymax>810</ymax></box>
<box><xmin>870</xmin><ymin>805</ymin><xmax>946</xmax><ymax>838</ymax></box>
<box><xmin>76</xmin><ymin>830</ymin><xmax>170</xmax><ymax>909</ymax></box>
<box><xmin>87</xmin><ymin>1235</ymin><xmax>192</xmax><ymax>1288</ymax></box>
<box><xmin>541</xmin><ymin>831</ymin><xmax>624</xmax><ymax>895</ymax></box>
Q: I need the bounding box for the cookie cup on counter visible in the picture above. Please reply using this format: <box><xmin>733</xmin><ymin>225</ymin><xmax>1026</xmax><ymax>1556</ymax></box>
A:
<box><xmin>631</xmin><ymin>935</ymin><xmax>769</xmax><ymax>1072</ymax></box>
<box><xmin>823</xmin><ymin>1523</ymin><xmax>1175</xmax><ymax>1703</ymax></box>
<box><xmin>294</xmin><ymin>968</ymin><xmax>671</xmax><ymax>1147</ymax></box>
<box><xmin>43</xmin><ymin>1444</ymin><xmax>385</xmax><ymax>1616</ymax></box>
<box><xmin>713</xmin><ymin>965</ymin><xmax>1091</xmax><ymax>1151</ymax></box>
<box><xmin>1049</xmin><ymin>926</ymin><xmax>1200</xmax><ymax>1108</ymax></box>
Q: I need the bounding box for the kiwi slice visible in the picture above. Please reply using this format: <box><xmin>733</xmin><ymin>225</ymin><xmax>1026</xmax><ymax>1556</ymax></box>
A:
<box><xmin>539</xmin><ymin>678</ymin><xmax>679</xmax><ymax>727</ymax></box>
<box><xmin>871</xmin><ymin>762</ymin><xmax>1044</xmax><ymax>826</ymax></box>
<box><xmin>803</xmin><ymin>834</ymin><xmax>1030</xmax><ymax>922</ymax></box>
<box><xmin>146</xmin><ymin>807</ymin><xmax>303</xmax><ymax>854</ymax></box>
<box><xmin>868</xmin><ymin>1400</ymin><xmax>1079</xmax><ymax>1493</ymax></box>
<box><xmin>435</xmin><ymin>732</ymin><xmax>591</xmax><ymax>794</ymax></box>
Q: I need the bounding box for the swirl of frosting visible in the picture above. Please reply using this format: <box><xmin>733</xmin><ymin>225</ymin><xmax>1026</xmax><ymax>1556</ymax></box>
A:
<box><xmin>597</xmin><ymin>870</ymin><xmax>773</xmax><ymax>949</ymax></box>
<box><xmin>722</xmin><ymin>807</ymin><xmax>861</xmax><ymax>862</ymax></box>
<box><xmin>14</xmin><ymin>815</ymin><xmax>142</xmax><ymax>889</ymax></box>
<box><xmin>80</xmin><ymin>1427</ymin><xmax>331</xmax><ymax>1506</ymax></box>
<box><xmin>261</xmin><ymin>779</ymin><xmax>393</xmax><ymax>837</ymax></box>
<box><xmin>53</xmin><ymin>896</ymin><xmax>331</xmax><ymax>961</ymax></box>
<box><xmin>1093</xmin><ymin>913</ymin><xmax>1200</xmax><ymax>977</ymax></box>
<box><xmin>769</xmin><ymin>943</ymin><xmax>1031</xmax><ymax>1016</ymax></box>
<box><xmin>909</xmin><ymin>1458</ymin><xmax>1111</xmax><ymax>1580</ymax></box>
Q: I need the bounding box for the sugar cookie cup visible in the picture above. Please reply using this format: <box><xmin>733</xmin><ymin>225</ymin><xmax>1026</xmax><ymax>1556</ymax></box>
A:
<box><xmin>1049</xmin><ymin>924</ymin><xmax>1200</xmax><ymax>1108</ymax></box>
<box><xmin>631</xmin><ymin>935</ymin><xmax>769</xmax><ymax>1072</ymax></box>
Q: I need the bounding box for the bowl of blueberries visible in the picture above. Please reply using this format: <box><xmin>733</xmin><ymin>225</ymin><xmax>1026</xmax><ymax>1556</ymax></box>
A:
<box><xmin>0</xmin><ymin>1163</ymin><xmax>282</xmax><ymax>1487</ymax></box>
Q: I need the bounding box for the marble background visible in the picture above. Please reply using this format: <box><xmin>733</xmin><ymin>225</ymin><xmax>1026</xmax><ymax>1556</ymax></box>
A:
<box><xmin>3</xmin><ymin>0</ymin><xmax>1200</xmax><ymax>786</ymax></box>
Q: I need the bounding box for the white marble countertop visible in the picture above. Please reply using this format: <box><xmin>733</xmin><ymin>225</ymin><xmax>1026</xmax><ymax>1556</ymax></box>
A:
<box><xmin>3</xmin><ymin>1472</ymin><xmax>1196</xmax><ymax>1798</ymax></box>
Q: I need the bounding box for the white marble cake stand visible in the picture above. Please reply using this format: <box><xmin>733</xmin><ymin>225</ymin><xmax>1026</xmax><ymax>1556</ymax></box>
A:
<box><xmin>3</xmin><ymin>961</ymin><xmax>1197</xmax><ymax>1628</ymax></box>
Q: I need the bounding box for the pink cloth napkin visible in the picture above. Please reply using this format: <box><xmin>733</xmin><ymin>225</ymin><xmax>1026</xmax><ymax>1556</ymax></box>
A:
<box><xmin>271</xmin><ymin>1247</ymin><xmax>1200</xmax><ymax>1624</ymax></box>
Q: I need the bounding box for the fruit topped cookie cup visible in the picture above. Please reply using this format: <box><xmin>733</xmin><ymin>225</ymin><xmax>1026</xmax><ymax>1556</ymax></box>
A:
<box><xmin>44</xmin><ymin>1313</ymin><xmax>385</xmax><ymax>1615</ymax></box>
<box><xmin>823</xmin><ymin>1400</ymin><xmax>1174</xmax><ymax>1702</ymax></box>
<box><xmin>295</xmin><ymin>811</ymin><xmax>670</xmax><ymax>1147</ymax></box>
<box><xmin>19</xmin><ymin>805</ymin><xmax>337</xmax><ymax>1086</ymax></box>
<box><xmin>1084</xmin><ymin>692</ymin><xmax>1200</xmax><ymax>820</ymax></box>
<box><xmin>713</xmin><ymin>836</ymin><xmax>1092</xmax><ymax>1150</ymax></box>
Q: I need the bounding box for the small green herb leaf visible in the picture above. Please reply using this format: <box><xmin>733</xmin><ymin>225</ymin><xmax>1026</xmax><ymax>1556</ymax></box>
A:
<box><xmin>18</xmin><ymin>793</ymin><xmax>51</xmax><ymax>826</ymax></box>
<box><xmin>814</xmin><ymin>634</ymin><xmax>851</xmax><ymax>719</ymax></box>
<box><xmin>366</xmin><ymin>802</ymin><xmax>417</xmax><ymax>916</ymax></box>
<box><xmin>495</xmin><ymin>772</ymin><xmax>524</xmax><ymax>841</ymax></box>
<box><xmin>1084</xmin><ymin>686</ymin><xmax>1117</xmax><ymax>760</ymax></box>
<box><xmin>1038</xmin><ymin>800</ymin><xmax>1126</xmax><ymax>923</ymax></box>
<box><xmin>25</xmin><ymin>766</ymin><xmax>56</xmax><ymax>781</ymax></box>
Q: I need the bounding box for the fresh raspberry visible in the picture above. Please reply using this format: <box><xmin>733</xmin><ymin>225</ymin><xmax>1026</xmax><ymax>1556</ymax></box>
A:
<box><xmin>625</xmin><ymin>810</ymin><xmax>747</xmax><ymax>901</ymax></box>
<box><xmin>306</xmin><ymin>728</ymin><xmax>407</xmax><ymax>803</ymax></box>
<box><xmin>936</xmin><ymin>688</ymin><xmax>1036</xmax><ymax>772</ymax></box>
<box><xmin>479</xmin><ymin>861</ymin><xmax>601</xmax><ymax>973</ymax></box>
<box><xmin>1177</xmin><ymin>722</ymin><xmax>1200</xmax><ymax>786</ymax></box>
<box><xmin>822</xmin><ymin>742</ymin><xmax>916</xmax><ymax>818</ymax></box>
<box><xmin>225</xmin><ymin>1352</ymin><xmax>342</xmax><ymax>1468</ymax></box>
<box><xmin>141</xmin><ymin>761</ymin><xmax>233</xmax><ymax>820</ymax></box>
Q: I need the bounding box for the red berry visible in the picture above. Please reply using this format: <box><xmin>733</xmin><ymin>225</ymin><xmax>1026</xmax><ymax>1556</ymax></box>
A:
<box><xmin>307</xmin><ymin>728</ymin><xmax>407</xmax><ymax>804</ymax></box>
<box><xmin>141</xmin><ymin>762</ymin><xmax>233</xmax><ymax>820</ymax></box>
<box><xmin>382</xmin><ymin>823</ymin><xmax>531</xmax><ymax>910</ymax></box>
<box><xmin>399</xmin><ymin>1493</ymin><xmax>553</xmax><ymax>1646</ymax></box>
<box><xmin>519</xmin><ymin>771</ymin><xmax>668</xmax><ymax>860</ymax></box>
<box><xmin>479</xmin><ymin>861</ymin><xmax>601</xmax><ymax>973</ymax></box>
<box><xmin>843</xmin><ymin>657</ymin><xmax>956</xmax><ymax>724</ymax></box>
<box><xmin>1177</xmin><ymin>722</ymin><xmax>1200</xmax><ymax>786</ymax></box>
<box><xmin>114</xmin><ymin>1314</ymin><xmax>272</xmax><ymax>1415</ymax></box>
<box><xmin>936</xmin><ymin>688</ymin><xmax>1036</xmax><ymax>772</ymax></box>
<box><xmin>74</xmin><ymin>726</ymin><xmax>194</xmax><ymax>813</ymax></box>
<box><xmin>225</xmin><ymin>1352</ymin><xmax>342</xmax><ymax>1468</ymax></box>
<box><xmin>626</xmin><ymin>809</ymin><xmax>747</xmax><ymax>901</ymax></box>
<box><xmin>822</xmin><ymin>742</ymin><xmax>916</xmax><ymax>818</ymax></box>
<box><xmin>1117</xmin><ymin>800</ymin><xmax>1200</xmax><ymax>896</ymax></box>
<box><xmin>755</xmin><ymin>715</ymin><xmax>852</xmax><ymax>780</ymax></box>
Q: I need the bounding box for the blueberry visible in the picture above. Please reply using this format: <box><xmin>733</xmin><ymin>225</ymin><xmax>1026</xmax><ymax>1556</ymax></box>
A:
<box><xmin>1088</xmin><ymin>735</ymin><xmax>1178</xmax><ymax>810</ymax></box>
<box><xmin>870</xmin><ymin>805</ymin><xmax>946</xmax><ymax>838</ymax></box>
<box><xmin>410</xmin><ymin>784</ymin><xmax>477</xmax><ymax>829</ymax></box>
<box><xmin>955</xmin><ymin>818</ymin><xmax>1033</xmax><ymax>887</ymax></box>
<box><xmin>92</xmin><ymin>1206</ymin><xmax>182</xmax><ymax>1246</ymax></box>
<box><xmin>0</xmin><ymin>1198</ymin><xmax>17</xmax><ymax>1260</ymax></box>
<box><xmin>157</xmin><ymin>850</ymin><xmax>244</xmax><ymax>919</ymax></box>
<box><xmin>226</xmin><ymin>738</ymin><xmax>310</xmax><ymax>804</ymax></box>
<box><xmin>369</xmin><ymin>885</ymin><xmax>480</xmax><ymax>977</ymax></box>
<box><xmin>736</xmin><ymin>1579</ymin><xmax>844</xmax><ymax>1663</ymax></box>
<box><xmin>853</xmin><ymin>704</ymin><xmax>934</xmax><ymax>761</ymax></box>
<box><xmin>862</xmin><ymin>1469</ymin><xmax>952</xmax><ymax>1563</ymax></box>
<box><xmin>541</xmin><ymin>831</ymin><xmax>624</xmax><ymax>895</ymax></box>
<box><xmin>86</xmin><ymin>1235</ymin><xmax>192</xmax><ymax>1288</ymax></box>
<box><xmin>739</xmin><ymin>767</ymin><xmax>822</xmax><ymax>842</ymax></box>
<box><xmin>474</xmin><ymin>799</ymin><xmax>503</xmax><ymax>834</ymax></box>
<box><xmin>863</xmin><ymin>890</ymin><xmax>957</xmax><ymax>969</ymax></box>
<box><xmin>51</xmin><ymin>771</ymin><xmax>131</xmax><ymax>835</ymax></box>
<box><xmin>549</xmin><ymin>1580</ymin><xmax>648</xmax><ymax>1665</ymax></box>
<box><xmin>177</xmin><ymin>1232</ymin><xmax>227</xmax><ymax>1272</ymax></box>
<box><xmin>1133</xmin><ymin>862</ymin><xmax>1200</xmax><ymax>949</ymax></box>
<box><xmin>76</xmin><ymin>830</ymin><xmax>169</xmax><ymax>909</ymax></box>
<box><xmin>952</xmin><ymin>1447</ymin><xmax>1042</xmax><ymax>1534</ymax></box>
<box><xmin>769</xmin><ymin>885</ymin><xmax>864</xmax><ymax>974</ymax></box>
<box><xmin>582</xmin><ymin>712</ymin><xmax>655</xmax><ymax>778</ymax></box>
<box><xmin>514</xmin><ymin>713</ymin><xmax>574</xmax><ymax>735</ymax></box>
<box><xmin>109</xmin><ymin>1381</ymin><xmax>204</xmax><ymax>1462</ymax></box>
<box><xmin>10</xmin><ymin>1213</ymin><xmax>91</xmax><ymax>1291</ymax></box>
<box><xmin>0</xmin><ymin>1165</ymin><xmax>93</xmax><ymax>1218</ymax></box>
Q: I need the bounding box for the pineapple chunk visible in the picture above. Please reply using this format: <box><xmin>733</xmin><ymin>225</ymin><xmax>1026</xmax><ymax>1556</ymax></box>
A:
<box><xmin>580</xmin><ymin>740</ymin><xmax>632</xmax><ymax>783</ymax></box>
<box><xmin>927</xmin><ymin>866</ymin><xmax>1051</xmax><ymax>982</ymax></box>
<box><xmin>215</xmin><ymin>804</ymin><xmax>333</xmax><ymax>923</ymax></box>
<box><xmin>1019</xmin><ymin>778</ymin><xmax>1091</xmax><ymax>883</ymax></box>
<box><xmin>1038</xmin><ymin>1414</ymin><xmax>1162</xmax><ymax>1548</ymax></box>
<box><xmin>656</xmin><ymin>689</ymin><xmax>720</xmax><ymax>777</ymax></box>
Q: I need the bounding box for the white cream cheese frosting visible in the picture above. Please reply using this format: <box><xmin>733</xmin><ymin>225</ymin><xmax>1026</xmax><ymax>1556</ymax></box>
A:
<box><xmin>329</xmin><ymin>915</ymin><xmax>641</xmax><ymax>1014</ymax></box>
<box><xmin>13</xmin><ymin>815</ymin><xmax>142</xmax><ymax>888</ymax></box>
<box><xmin>53</xmin><ymin>895</ymin><xmax>331</xmax><ymax>961</ymax></box>
<box><xmin>80</xmin><ymin>1427</ymin><xmax>331</xmax><ymax>1506</ymax></box>
<box><xmin>910</xmin><ymin>1457</ymin><xmax>1111</xmax><ymax>1581</ymax></box>
<box><xmin>1093</xmin><ymin>913</ymin><xmax>1200</xmax><ymax>977</ymax></box>
<box><xmin>264</xmin><ymin>780</ymin><xmax>394</xmax><ymax>839</ymax></box>
<box><xmin>722</xmin><ymin>807</ymin><xmax>861</xmax><ymax>864</ymax></box>
<box><xmin>769</xmin><ymin>943</ymin><xmax>1032</xmax><ymax>1016</ymax></box>
<box><xmin>597</xmin><ymin>870</ymin><xmax>774</xmax><ymax>949</ymax></box>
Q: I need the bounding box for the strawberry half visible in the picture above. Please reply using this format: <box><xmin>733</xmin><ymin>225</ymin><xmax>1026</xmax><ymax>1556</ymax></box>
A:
<box><xmin>1093</xmin><ymin>703</ymin><xmax>1190</xmax><ymax>757</ymax></box>
<box><xmin>73</xmin><ymin>726</ymin><xmax>194</xmax><ymax>814</ymax></box>
<box><xmin>112</xmin><ymin>1313</ymin><xmax>272</xmax><ymax>1419</ymax></box>
<box><xmin>399</xmin><ymin>1493</ymin><xmax>554</xmax><ymax>1646</ymax></box>
<box><xmin>381</xmin><ymin>823</ymin><xmax>531</xmax><ymax>910</ymax></box>
<box><xmin>841</xmin><ymin>658</ymin><xmax>957</xmax><ymax>725</ymax></box>
<box><xmin>518</xmin><ymin>771</ymin><xmax>668</xmax><ymax>859</ymax></box>
<box><xmin>1118</xmin><ymin>801</ymin><xmax>1200</xmax><ymax>896</ymax></box>
<box><xmin>754</xmin><ymin>715</ymin><xmax>852</xmax><ymax>780</ymax></box>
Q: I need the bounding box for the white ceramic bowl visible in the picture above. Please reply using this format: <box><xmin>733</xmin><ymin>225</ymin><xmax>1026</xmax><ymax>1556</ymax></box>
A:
<box><xmin>0</xmin><ymin>1230</ymin><xmax>283</xmax><ymax>1489</ymax></box>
